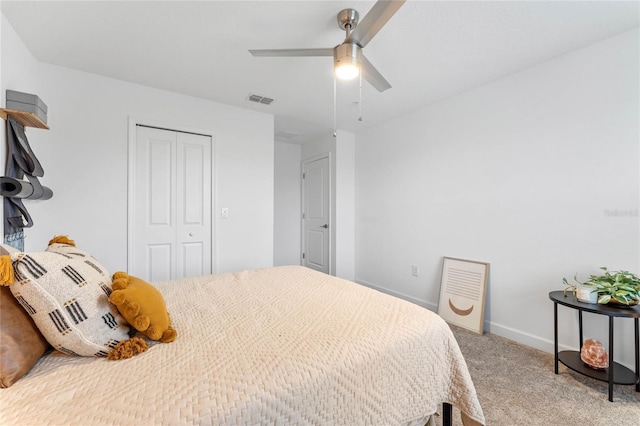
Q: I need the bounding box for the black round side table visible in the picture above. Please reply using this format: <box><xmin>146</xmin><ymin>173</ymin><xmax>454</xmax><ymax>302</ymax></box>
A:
<box><xmin>549</xmin><ymin>291</ymin><xmax>640</xmax><ymax>402</ymax></box>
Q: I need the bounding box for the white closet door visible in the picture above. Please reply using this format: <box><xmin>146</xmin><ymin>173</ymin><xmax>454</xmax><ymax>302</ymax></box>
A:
<box><xmin>176</xmin><ymin>131</ymin><xmax>212</xmax><ymax>279</ymax></box>
<box><xmin>131</xmin><ymin>125</ymin><xmax>212</xmax><ymax>282</ymax></box>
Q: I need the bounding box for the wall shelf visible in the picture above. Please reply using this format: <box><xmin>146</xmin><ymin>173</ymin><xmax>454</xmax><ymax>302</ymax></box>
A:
<box><xmin>0</xmin><ymin>108</ymin><xmax>49</xmax><ymax>130</ymax></box>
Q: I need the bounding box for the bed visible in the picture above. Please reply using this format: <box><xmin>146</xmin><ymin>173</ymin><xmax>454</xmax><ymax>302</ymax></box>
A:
<box><xmin>0</xmin><ymin>265</ymin><xmax>485</xmax><ymax>425</ymax></box>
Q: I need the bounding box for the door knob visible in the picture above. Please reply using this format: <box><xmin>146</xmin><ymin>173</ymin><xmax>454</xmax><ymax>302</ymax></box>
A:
<box><xmin>189</xmin><ymin>232</ymin><xmax>194</xmax><ymax>236</ymax></box>
<box><xmin>321</xmin><ymin>224</ymin><xmax>328</xmax><ymax>229</ymax></box>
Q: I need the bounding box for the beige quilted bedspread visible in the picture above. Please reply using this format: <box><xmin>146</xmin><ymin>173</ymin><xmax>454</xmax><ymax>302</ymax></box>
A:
<box><xmin>0</xmin><ymin>266</ymin><xmax>484</xmax><ymax>425</ymax></box>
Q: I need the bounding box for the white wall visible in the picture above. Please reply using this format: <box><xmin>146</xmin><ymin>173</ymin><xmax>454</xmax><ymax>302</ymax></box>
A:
<box><xmin>335</xmin><ymin>130</ymin><xmax>355</xmax><ymax>281</ymax></box>
<box><xmin>355</xmin><ymin>29</ymin><xmax>639</xmax><ymax>367</ymax></box>
<box><xmin>274</xmin><ymin>141</ymin><xmax>301</xmax><ymax>266</ymax></box>
<box><xmin>1</xmin><ymin>14</ymin><xmax>274</xmax><ymax>274</ymax></box>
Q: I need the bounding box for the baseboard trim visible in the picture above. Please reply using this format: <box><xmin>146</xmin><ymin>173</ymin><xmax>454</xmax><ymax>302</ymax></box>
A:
<box><xmin>356</xmin><ymin>279</ymin><xmax>579</xmax><ymax>359</ymax></box>
<box><xmin>485</xmin><ymin>321</ymin><xmax>557</xmax><ymax>353</ymax></box>
<box><xmin>356</xmin><ymin>279</ymin><xmax>438</xmax><ymax>312</ymax></box>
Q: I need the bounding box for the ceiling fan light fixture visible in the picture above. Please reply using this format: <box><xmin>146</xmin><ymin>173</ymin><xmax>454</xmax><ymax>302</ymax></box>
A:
<box><xmin>334</xmin><ymin>43</ymin><xmax>361</xmax><ymax>80</ymax></box>
<box><xmin>335</xmin><ymin>63</ymin><xmax>359</xmax><ymax>80</ymax></box>
<box><xmin>249</xmin><ymin>1</ymin><xmax>405</xmax><ymax>92</ymax></box>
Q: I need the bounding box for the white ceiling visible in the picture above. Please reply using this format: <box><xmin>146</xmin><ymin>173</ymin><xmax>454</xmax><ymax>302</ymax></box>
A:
<box><xmin>2</xmin><ymin>1</ymin><xmax>638</xmax><ymax>144</ymax></box>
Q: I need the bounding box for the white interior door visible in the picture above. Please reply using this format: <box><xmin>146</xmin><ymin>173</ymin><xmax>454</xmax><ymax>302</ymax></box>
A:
<box><xmin>131</xmin><ymin>125</ymin><xmax>212</xmax><ymax>282</ymax></box>
<box><xmin>302</xmin><ymin>156</ymin><xmax>330</xmax><ymax>274</ymax></box>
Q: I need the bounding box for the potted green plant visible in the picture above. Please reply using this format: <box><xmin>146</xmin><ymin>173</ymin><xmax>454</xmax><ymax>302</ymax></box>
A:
<box><xmin>580</xmin><ymin>267</ymin><xmax>640</xmax><ymax>306</ymax></box>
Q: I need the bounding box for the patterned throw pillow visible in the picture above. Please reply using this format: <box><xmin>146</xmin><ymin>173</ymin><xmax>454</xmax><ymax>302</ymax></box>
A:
<box><xmin>45</xmin><ymin>242</ymin><xmax>107</xmax><ymax>269</ymax></box>
<box><xmin>8</xmin><ymin>250</ymin><xmax>130</xmax><ymax>357</ymax></box>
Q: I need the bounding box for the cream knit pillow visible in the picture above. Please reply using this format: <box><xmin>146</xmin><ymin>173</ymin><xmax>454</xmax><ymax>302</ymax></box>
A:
<box><xmin>8</xmin><ymin>250</ymin><xmax>130</xmax><ymax>357</ymax></box>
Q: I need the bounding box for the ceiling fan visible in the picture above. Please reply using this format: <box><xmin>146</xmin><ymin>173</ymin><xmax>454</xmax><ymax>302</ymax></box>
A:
<box><xmin>249</xmin><ymin>0</ymin><xmax>406</xmax><ymax>92</ymax></box>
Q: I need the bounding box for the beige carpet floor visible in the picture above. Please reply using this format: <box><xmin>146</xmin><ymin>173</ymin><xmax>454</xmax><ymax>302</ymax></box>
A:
<box><xmin>437</xmin><ymin>325</ymin><xmax>640</xmax><ymax>425</ymax></box>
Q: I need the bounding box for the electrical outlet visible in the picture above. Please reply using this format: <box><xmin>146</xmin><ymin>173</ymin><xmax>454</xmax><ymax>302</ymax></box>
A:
<box><xmin>411</xmin><ymin>265</ymin><xmax>419</xmax><ymax>277</ymax></box>
<box><xmin>221</xmin><ymin>208</ymin><xmax>229</xmax><ymax>218</ymax></box>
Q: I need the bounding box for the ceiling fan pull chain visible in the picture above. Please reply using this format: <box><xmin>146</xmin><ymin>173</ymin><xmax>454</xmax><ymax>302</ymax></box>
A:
<box><xmin>333</xmin><ymin>76</ymin><xmax>337</xmax><ymax>138</ymax></box>
<box><xmin>358</xmin><ymin>66</ymin><xmax>363</xmax><ymax>122</ymax></box>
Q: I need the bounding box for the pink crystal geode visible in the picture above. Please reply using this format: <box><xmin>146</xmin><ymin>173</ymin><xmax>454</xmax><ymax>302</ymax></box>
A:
<box><xmin>580</xmin><ymin>338</ymin><xmax>608</xmax><ymax>369</ymax></box>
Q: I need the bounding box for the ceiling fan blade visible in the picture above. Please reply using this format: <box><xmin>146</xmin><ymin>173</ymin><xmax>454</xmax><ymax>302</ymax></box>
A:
<box><xmin>346</xmin><ymin>0</ymin><xmax>405</xmax><ymax>48</ymax></box>
<box><xmin>249</xmin><ymin>48</ymin><xmax>333</xmax><ymax>57</ymax></box>
<box><xmin>361</xmin><ymin>55</ymin><xmax>391</xmax><ymax>92</ymax></box>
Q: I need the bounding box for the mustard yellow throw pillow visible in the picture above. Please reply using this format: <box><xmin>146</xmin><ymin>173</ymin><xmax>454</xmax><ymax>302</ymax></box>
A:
<box><xmin>109</xmin><ymin>272</ymin><xmax>177</xmax><ymax>343</ymax></box>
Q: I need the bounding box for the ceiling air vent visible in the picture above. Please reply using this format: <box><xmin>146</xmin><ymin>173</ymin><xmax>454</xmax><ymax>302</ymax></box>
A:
<box><xmin>247</xmin><ymin>94</ymin><xmax>274</xmax><ymax>105</ymax></box>
<box><xmin>275</xmin><ymin>130</ymin><xmax>299</xmax><ymax>140</ymax></box>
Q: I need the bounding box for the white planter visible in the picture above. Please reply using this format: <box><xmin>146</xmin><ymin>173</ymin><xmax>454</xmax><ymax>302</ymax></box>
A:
<box><xmin>576</xmin><ymin>285</ymin><xmax>598</xmax><ymax>303</ymax></box>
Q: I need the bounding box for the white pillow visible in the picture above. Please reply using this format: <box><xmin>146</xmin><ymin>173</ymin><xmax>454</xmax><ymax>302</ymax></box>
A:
<box><xmin>9</xmin><ymin>250</ymin><xmax>130</xmax><ymax>357</ymax></box>
<box><xmin>45</xmin><ymin>242</ymin><xmax>108</xmax><ymax>276</ymax></box>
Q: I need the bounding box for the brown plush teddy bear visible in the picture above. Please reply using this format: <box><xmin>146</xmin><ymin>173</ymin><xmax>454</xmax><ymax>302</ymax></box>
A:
<box><xmin>109</xmin><ymin>271</ymin><xmax>177</xmax><ymax>344</ymax></box>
